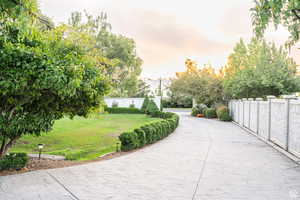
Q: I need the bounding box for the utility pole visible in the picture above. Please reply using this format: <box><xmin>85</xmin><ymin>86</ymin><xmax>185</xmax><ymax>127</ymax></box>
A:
<box><xmin>159</xmin><ymin>78</ymin><xmax>163</xmax><ymax>111</ymax></box>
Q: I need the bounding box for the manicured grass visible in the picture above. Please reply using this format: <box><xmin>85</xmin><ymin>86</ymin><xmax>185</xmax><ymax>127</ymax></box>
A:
<box><xmin>164</xmin><ymin>108</ymin><xmax>192</xmax><ymax>110</ymax></box>
<box><xmin>12</xmin><ymin>114</ymin><xmax>160</xmax><ymax>161</ymax></box>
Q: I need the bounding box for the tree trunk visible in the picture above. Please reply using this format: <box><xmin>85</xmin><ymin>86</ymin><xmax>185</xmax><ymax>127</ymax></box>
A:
<box><xmin>0</xmin><ymin>137</ymin><xmax>7</xmax><ymax>158</ymax></box>
<box><xmin>0</xmin><ymin>107</ymin><xmax>18</xmax><ymax>158</ymax></box>
<box><xmin>0</xmin><ymin>137</ymin><xmax>19</xmax><ymax>158</ymax></box>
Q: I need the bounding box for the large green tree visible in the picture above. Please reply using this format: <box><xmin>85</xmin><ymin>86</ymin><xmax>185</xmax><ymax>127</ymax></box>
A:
<box><xmin>67</xmin><ymin>11</ymin><xmax>143</xmax><ymax>97</ymax></box>
<box><xmin>0</xmin><ymin>1</ymin><xmax>109</xmax><ymax>157</ymax></box>
<box><xmin>223</xmin><ymin>39</ymin><xmax>300</xmax><ymax>99</ymax></box>
<box><xmin>251</xmin><ymin>0</ymin><xmax>300</xmax><ymax>46</ymax></box>
<box><xmin>169</xmin><ymin>59</ymin><xmax>223</xmax><ymax>106</ymax></box>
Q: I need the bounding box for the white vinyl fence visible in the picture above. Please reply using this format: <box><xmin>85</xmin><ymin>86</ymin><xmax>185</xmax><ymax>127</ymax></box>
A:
<box><xmin>104</xmin><ymin>97</ymin><xmax>161</xmax><ymax>109</ymax></box>
<box><xmin>229</xmin><ymin>96</ymin><xmax>300</xmax><ymax>158</ymax></box>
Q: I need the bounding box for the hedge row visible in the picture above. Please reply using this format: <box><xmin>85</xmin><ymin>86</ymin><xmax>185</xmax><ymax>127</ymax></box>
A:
<box><xmin>119</xmin><ymin>112</ymin><xmax>179</xmax><ymax>151</ymax></box>
<box><xmin>0</xmin><ymin>153</ymin><xmax>28</xmax><ymax>171</ymax></box>
<box><xmin>104</xmin><ymin>107</ymin><xmax>143</xmax><ymax>114</ymax></box>
<box><xmin>191</xmin><ymin>104</ymin><xmax>232</xmax><ymax>121</ymax></box>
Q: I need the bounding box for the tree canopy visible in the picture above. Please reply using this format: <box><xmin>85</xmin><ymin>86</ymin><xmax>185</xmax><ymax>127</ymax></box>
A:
<box><xmin>251</xmin><ymin>0</ymin><xmax>300</xmax><ymax>46</ymax></box>
<box><xmin>0</xmin><ymin>0</ymin><xmax>110</xmax><ymax>157</ymax></box>
<box><xmin>169</xmin><ymin>59</ymin><xmax>223</xmax><ymax>106</ymax></box>
<box><xmin>67</xmin><ymin>11</ymin><xmax>143</xmax><ymax>97</ymax></box>
<box><xmin>223</xmin><ymin>38</ymin><xmax>300</xmax><ymax>99</ymax></box>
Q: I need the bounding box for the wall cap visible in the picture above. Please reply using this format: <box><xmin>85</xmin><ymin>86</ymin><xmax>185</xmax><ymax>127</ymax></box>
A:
<box><xmin>266</xmin><ymin>95</ymin><xmax>276</xmax><ymax>99</ymax></box>
<box><xmin>282</xmin><ymin>95</ymin><xmax>298</xmax><ymax>100</ymax></box>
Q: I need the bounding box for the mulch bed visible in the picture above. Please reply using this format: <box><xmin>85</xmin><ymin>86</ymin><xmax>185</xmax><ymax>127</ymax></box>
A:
<box><xmin>0</xmin><ymin>151</ymin><xmax>128</xmax><ymax>176</ymax></box>
<box><xmin>0</xmin><ymin>134</ymin><xmax>172</xmax><ymax>176</ymax></box>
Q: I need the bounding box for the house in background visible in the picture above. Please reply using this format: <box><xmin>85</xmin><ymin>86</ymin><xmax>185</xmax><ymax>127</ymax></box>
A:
<box><xmin>142</xmin><ymin>78</ymin><xmax>171</xmax><ymax>97</ymax></box>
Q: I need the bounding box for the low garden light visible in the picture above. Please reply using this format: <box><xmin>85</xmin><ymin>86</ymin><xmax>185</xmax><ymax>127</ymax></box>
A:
<box><xmin>116</xmin><ymin>142</ymin><xmax>120</xmax><ymax>152</ymax></box>
<box><xmin>38</xmin><ymin>144</ymin><xmax>44</xmax><ymax>160</ymax></box>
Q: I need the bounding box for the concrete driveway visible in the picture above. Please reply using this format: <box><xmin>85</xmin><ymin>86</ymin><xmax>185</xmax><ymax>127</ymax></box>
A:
<box><xmin>1</xmin><ymin>112</ymin><xmax>300</xmax><ymax>200</ymax></box>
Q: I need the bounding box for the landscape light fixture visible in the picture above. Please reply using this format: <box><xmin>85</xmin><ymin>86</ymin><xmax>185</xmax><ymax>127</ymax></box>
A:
<box><xmin>116</xmin><ymin>142</ymin><xmax>120</xmax><ymax>152</ymax></box>
<box><xmin>38</xmin><ymin>144</ymin><xmax>44</xmax><ymax>160</ymax></box>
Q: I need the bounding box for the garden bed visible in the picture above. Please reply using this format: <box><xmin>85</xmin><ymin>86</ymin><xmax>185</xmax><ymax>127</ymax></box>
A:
<box><xmin>0</xmin><ymin>136</ymin><xmax>173</xmax><ymax>176</ymax></box>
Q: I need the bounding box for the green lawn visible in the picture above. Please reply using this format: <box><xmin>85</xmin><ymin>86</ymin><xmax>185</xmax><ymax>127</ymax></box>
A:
<box><xmin>12</xmin><ymin>114</ymin><xmax>160</xmax><ymax>161</ymax></box>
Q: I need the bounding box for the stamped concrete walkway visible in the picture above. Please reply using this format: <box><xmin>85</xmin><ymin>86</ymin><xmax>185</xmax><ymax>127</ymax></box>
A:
<box><xmin>1</xmin><ymin>111</ymin><xmax>300</xmax><ymax>200</ymax></box>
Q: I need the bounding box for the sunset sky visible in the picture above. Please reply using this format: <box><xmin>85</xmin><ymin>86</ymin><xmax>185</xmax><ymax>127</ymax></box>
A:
<box><xmin>39</xmin><ymin>0</ymin><xmax>300</xmax><ymax>78</ymax></box>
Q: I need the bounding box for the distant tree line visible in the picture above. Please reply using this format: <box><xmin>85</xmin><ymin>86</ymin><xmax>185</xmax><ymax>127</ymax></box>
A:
<box><xmin>168</xmin><ymin>39</ymin><xmax>300</xmax><ymax>107</ymax></box>
<box><xmin>167</xmin><ymin>1</ymin><xmax>300</xmax><ymax>108</ymax></box>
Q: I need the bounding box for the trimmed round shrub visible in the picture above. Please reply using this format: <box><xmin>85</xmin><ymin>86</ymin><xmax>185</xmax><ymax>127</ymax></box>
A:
<box><xmin>204</xmin><ymin>108</ymin><xmax>217</xmax><ymax>118</ymax></box>
<box><xmin>134</xmin><ymin>128</ymin><xmax>146</xmax><ymax>147</ymax></box>
<box><xmin>141</xmin><ymin>125</ymin><xmax>154</xmax><ymax>144</ymax></box>
<box><xmin>149</xmin><ymin>111</ymin><xmax>163</xmax><ymax>118</ymax></box>
<box><xmin>0</xmin><ymin>152</ymin><xmax>28</xmax><ymax>171</ymax></box>
<box><xmin>217</xmin><ymin>106</ymin><xmax>232</xmax><ymax>121</ymax></box>
<box><xmin>119</xmin><ymin>112</ymin><xmax>179</xmax><ymax>151</ymax></box>
<box><xmin>161</xmin><ymin>112</ymin><xmax>174</xmax><ymax>119</ymax></box>
<box><xmin>119</xmin><ymin>131</ymin><xmax>139</xmax><ymax>151</ymax></box>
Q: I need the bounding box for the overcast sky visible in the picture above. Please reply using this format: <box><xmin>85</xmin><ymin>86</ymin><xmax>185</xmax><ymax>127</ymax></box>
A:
<box><xmin>39</xmin><ymin>0</ymin><xmax>300</xmax><ymax>78</ymax></box>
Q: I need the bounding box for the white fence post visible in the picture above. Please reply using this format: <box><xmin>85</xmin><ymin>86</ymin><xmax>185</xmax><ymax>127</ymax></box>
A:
<box><xmin>282</xmin><ymin>95</ymin><xmax>298</xmax><ymax>151</ymax></box>
<box><xmin>237</xmin><ymin>100</ymin><xmax>239</xmax><ymax>123</ymax></box>
<box><xmin>256</xmin><ymin>98</ymin><xmax>263</xmax><ymax>135</ymax></box>
<box><xmin>248</xmin><ymin>98</ymin><xmax>253</xmax><ymax>129</ymax></box>
<box><xmin>242</xmin><ymin>98</ymin><xmax>247</xmax><ymax>127</ymax></box>
<box><xmin>267</xmin><ymin>96</ymin><xmax>276</xmax><ymax>141</ymax></box>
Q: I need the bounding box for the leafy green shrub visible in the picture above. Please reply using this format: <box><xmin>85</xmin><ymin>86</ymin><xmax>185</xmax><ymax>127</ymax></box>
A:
<box><xmin>191</xmin><ymin>107</ymin><xmax>198</xmax><ymax>116</ymax></box>
<box><xmin>150</xmin><ymin>111</ymin><xmax>174</xmax><ymax>119</ymax></box>
<box><xmin>145</xmin><ymin>100</ymin><xmax>159</xmax><ymax>114</ymax></box>
<box><xmin>191</xmin><ymin>104</ymin><xmax>207</xmax><ymax>116</ymax></box>
<box><xmin>149</xmin><ymin>111</ymin><xmax>163</xmax><ymax>118</ymax></box>
<box><xmin>141</xmin><ymin>125</ymin><xmax>154</xmax><ymax>144</ymax></box>
<box><xmin>0</xmin><ymin>153</ymin><xmax>28</xmax><ymax>171</ymax></box>
<box><xmin>217</xmin><ymin>106</ymin><xmax>232</xmax><ymax>121</ymax></box>
<box><xmin>134</xmin><ymin>128</ymin><xmax>146</xmax><ymax>147</ymax></box>
<box><xmin>196</xmin><ymin>104</ymin><xmax>208</xmax><ymax>114</ymax></box>
<box><xmin>162</xmin><ymin>96</ymin><xmax>192</xmax><ymax>108</ymax></box>
<box><xmin>204</xmin><ymin>108</ymin><xmax>217</xmax><ymax>118</ymax></box>
<box><xmin>119</xmin><ymin>112</ymin><xmax>179</xmax><ymax>151</ymax></box>
<box><xmin>119</xmin><ymin>132</ymin><xmax>139</xmax><ymax>151</ymax></box>
<box><xmin>161</xmin><ymin>112</ymin><xmax>175</xmax><ymax>119</ymax></box>
<box><xmin>141</xmin><ymin>96</ymin><xmax>150</xmax><ymax>112</ymax></box>
<box><xmin>104</xmin><ymin>107</ymin><xmax>143</xmax><ymax>114</ymax></box>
